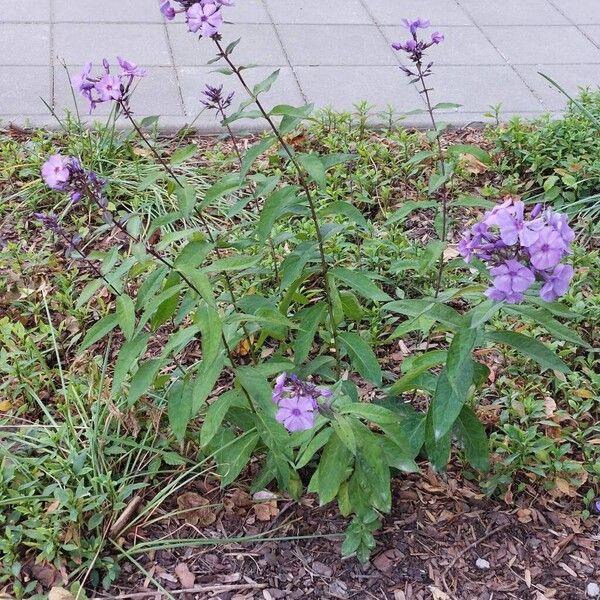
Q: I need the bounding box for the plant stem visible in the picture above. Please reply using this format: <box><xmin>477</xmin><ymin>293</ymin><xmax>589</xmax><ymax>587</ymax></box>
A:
<box><xmin>117</xmin><ymin>100</ymin><xmax>257</xmax><ymax>363</ymax></box>
<box><xmin>414</xmin><ymin>60</ymin><xmax>448</xmax><ymax>299</ymax></box>
<box><xmin>213</xmin><ymin>38</ymin><xmax>342</xmax><ymax>376</ymax></box>
<box><xmin>216</xmin><ymin>104</ymin><xmax>280</xmax><ymax>285</ymax></box>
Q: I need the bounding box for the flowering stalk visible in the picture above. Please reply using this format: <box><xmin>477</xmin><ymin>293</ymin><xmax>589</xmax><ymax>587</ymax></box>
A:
<box><xmin>202</xmin><ymin>84</ymin><xmax>281</xmax><ymax>285</ymax></box>
<box><xmin>113</xmin><ymin>97</ymin><xmax>257</xmax><ymax>363</ymax></box>
<box><xmin>392</xmin><ymin>18</ymin><xmax>448</xmax><ymax>297</ymax></box>
<box><xmin>212</xmin><ymin>38</ymin><xmax>342</xmax><ymax>376</ymax></box>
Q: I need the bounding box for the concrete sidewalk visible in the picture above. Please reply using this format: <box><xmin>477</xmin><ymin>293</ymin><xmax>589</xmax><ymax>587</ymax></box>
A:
<box><xmin>1</xmin><ymin>0</ymin><xmax>600</xmax><ymax>130</ymax></box>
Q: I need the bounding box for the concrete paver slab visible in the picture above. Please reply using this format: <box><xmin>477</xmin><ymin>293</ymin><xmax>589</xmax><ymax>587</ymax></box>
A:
<box><xmin>0</xmin><ymin>24</ymin><xmax>50</xmax><ymax>66</ymax></box>
<box><xmin>459</xmin><ymin>0</ymin><xmax>569</xmax><ymax>26</ymax></box>
<box><xmin>263</xmin><ymin>0</ymin><xmax>370</xmax><ymax>24</ymax></box>
<box><xmin>1</xmin><ymin>0</ymin><xmax>51</xmax><ymax>22</ymax></box>
<box><xmin>54</xmin><ymin>23</ymin><xmax>172</xmax><ymax>65</ymax></box>
<box><xmin>168</xmin><ymin>23</ymin><xmax>287</xmax><ymax>66</ymax></box>
<box><xmin>1</xmin><ymin>0</ymin><xmax>600</xmax><ymax>129</ymax></box>
<box><xmin>514</xmin><ymin>63</ymin><xmax>600</xmax><ymax>110</ymax></box>
<box><xmin>363</xmin><ymin>0</ymin><xmax>472</xmax><ymax>26</ymax></box>
<box><xmin>482</xmin><ymin>25</ymin><xmax>600</xmax><ymax>64</ymax></box>
<box><xmin>382</xmin><ymin>25</ymin><xmax>505</xmax><ymax>65</ymax></box>
<box><xmin>277</xmin><ymin>24</ymin><xmax>397</xmax><ymax>66</ymax></box>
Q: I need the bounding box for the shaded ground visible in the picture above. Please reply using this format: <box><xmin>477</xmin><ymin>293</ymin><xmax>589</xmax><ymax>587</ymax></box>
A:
<box><xmin>102</xmin><ymin>466</ymin><xmax>599</xmax><ymax>600</ymax></box>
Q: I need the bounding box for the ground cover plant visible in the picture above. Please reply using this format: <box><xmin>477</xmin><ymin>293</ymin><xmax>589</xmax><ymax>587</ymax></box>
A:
<box><xmin>0</xmin><ymin>3</ymin><xmax>599</xmax><ymax>599</ymax></box>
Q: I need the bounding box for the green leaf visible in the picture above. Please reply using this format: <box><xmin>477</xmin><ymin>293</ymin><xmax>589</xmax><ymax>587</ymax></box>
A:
<box><xmin>383</xmin><ymin>299</ymin><xmax>465</xmax><ymax>330</ymax></box>
<box><xmin>504</xmin><ymin>305</ymin><xmax>588</xmax><ymax>347</ymax></box>
<box><xmin>252</xmin><ymin>69</ymin><xmax>280</xmax><ymax>96</ymax></box>
<box><xmin>240</xmin><ymin>136</ymin><xmax>277</xmax><ymax>177</ymax></box>
<box><xmin>168</xmin><ymin>379</ymin><xmax>194</xmax><ymax>441</ymax></box>
<box><xmin>297</xmin><ymin>153</ymin><xmax>327</xmax><ymax>189</ymax></box>
<box><xmin>192</xmin><ymin>353</ymin><xmax>226</xmax><ymax>414</ymax></box>
<box><xmin>80</xmin><ymin>313</ymin><xmax>118</xmax><ymax>351</ymax></box>
<box><xmin>432</xmin><ymin>102</ymin><xmax>462</xmax><ymax>110</ymax></box>
<box><xmin>386</xmin><ymin>200</ymin><xmax>437</xmax><ymax>225</ymax></box>
<box><xmin>485</xmin><ymin>331</ymin><xmax>571</xmax><ymax>373</ymax></box>
<box><xmin>424</xmin><ymin>408</ymin><xmax>452</xmax><ymax>471</ymax></box>
<box><xmin>418</xmin><ymin>240</ymin><xmax>445</xmax><ymax>275</ymax></box>
<box><xmin>294</xmin><ymin>302</ymin><xmax>327</xmax><ymax>365</ymax></box>
<box><xmin>317</xmin><ymin>432</ymin><xmax>353</xmax><ymax>504</ymax></box>
<box><xmin>128</xmin><ymin>358</ymin><xmax>162</xmax><ymax>406</ymax></box>
<box><xmin>116</xmin><ymin>295</ymin><xmax>136</xmax><ymax>340</ymax></box>
<box><xmin>446</xmin><ymin>144</ymin><xmax>491</xmax><ymax>165</ymax></box>
<box><xmin>174</xmin><ymin>240</ymin><xmax>212</xmax><ymax>270</ymax></box>
<box><xmin>270</xmin><ymin>103</ymin><xmax>314</xmax><ymax>119</ymax></box>
<box><xmin>217</xmin><ymin>430</ymin><xmax>260</xmax><ymax>487</ymax></box>
<box><xmin>195</xmin><ymin>303</ymin><xmax>223</xmax><ymax>364</ymax></box>
<box><xmin>170</xmin><ymin>144</ymin><xmax>197</xmax><ymax>165</ymax></box>
<box><xmin>320</xmin><ymin>201</ymin><xmax>369</xmax><ymax>230</ymax></box>
<box><xmin>175</xmin><ymin>184</ymin><xmax>196</xmax><ymax>218</ymax></box>
<box><xmin>257</xmin><ymin>186</ymin><xmax>302</xmax><ymax>242</ymax></box>
<box><xmin>428</xmin><ymin>172</ymin><xmax>448</xmax><ymax>195</ymax></box>
<box><xmin>454</xmin><ymin>406</ymin><xmax>489</xmax><ymax>472</ymax></box>
<box><xmin>111</xmin><ymin>333</ymin><xmax>150</xmax><ymax>394</ymax></box>
<box><xmin>202</xmin><ymin>173</ymin><xmax>243</xmax><ymax>206</ymax></box>
<box><xmin>296</xmin><ymin>428</ymin><xmax>333</xmax><ymax>469</ymax></box>
<box><xmin>330</xmin><ymin>267</ymin><xmax>391</xmax><ymax>302</ymax></box>
<box><xmin>339</xmin><ymin>331</ymin><xmax>382</xmax><ymax>386</ymax></box>
<box><xmin>340</xmin><ymin>291</ymin><xmax>365</xmax><ymax>321</ymax></box>
<box><xmin>203</xmin><ymin>254</ymin><xmax>261</xmax><ymax>273</ymax></box>
<box><xmin>200</xmin><ymin>390</ymin><xmax>237</xmax><ymax>448</ymax></box>
<box><xmin>431</xmin><ymin>369</ymin><xmax>469</xmax><ymax>441</ymax></box>
<box><xmin>446</xmin><ymin>327</ymin><xmax>477</xmax><ymax>400</ymax></box>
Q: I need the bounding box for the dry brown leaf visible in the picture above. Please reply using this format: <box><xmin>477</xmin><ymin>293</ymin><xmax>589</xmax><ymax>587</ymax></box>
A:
<box><xmin>574</xmin><ymin>388</ymin><xmax>593</xmax><ymax>398</ymax></box>
<box><xmin>524</xmin><ymin>568</ymin><xmax>532</xmax><ymax>588</ymax></box>
<box><xmin>544</xmin><ymin>397</ymin><xmax>557</xmax><ymax>417</ymax></box>
<box><xmin>231</xmin><ymin>489</ymin><xmax>252</xmax><ymax>508</ymax></box>
<box><xmin>48</xmin><ymin>588</ymin><xmax>75</xmax><ymax>600</ymax></box>
<box><xmin>393</xmin><ymin>591</ymin><xmax>407</xmax><ymax>600</ymax></box>
<box><xmin>459</xmin><ymin>153</ymin><xmax>489</xmax><ymax>175</ymax></box>
<box><xmin>176</xmin><ymin>492</ymin><xmax>217</xmax><ymax>527</ymax></box>
<box><xmin>429</xmin><ymin>586</ymin><xmax>451</xmax><ymax>600</ymax></box>
<box><xmin>174</xmin><ymin>562</ymin><xmax>195</xmax><ymax>588</ymax></box>
<box><xmin>253</xmin><ymin>501</ymin><xmax>279</xmax><ymax>522</ymax></box>
<box><xmin>517</xmin><ymin>508</ymin><xmax>532</xmax><ymax>523</ymax></box>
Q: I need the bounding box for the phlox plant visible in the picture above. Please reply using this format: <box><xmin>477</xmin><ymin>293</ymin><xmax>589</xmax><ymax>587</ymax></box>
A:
<box><xmin>34</xmin><ymin>3</ymin><xmax>585</xmax><ymax>567</ymax></box>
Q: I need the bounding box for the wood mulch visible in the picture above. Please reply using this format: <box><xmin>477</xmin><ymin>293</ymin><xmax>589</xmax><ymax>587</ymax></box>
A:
<box><xmin>105</xmin><ymin>465</ymin><xmax>599</xmax><ymax>600</ymax></box>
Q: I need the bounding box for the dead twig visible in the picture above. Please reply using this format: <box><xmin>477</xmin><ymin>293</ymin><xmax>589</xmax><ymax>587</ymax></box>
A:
<box><xmin>440</xmin><ymin>522</ymin><xmax>510</xmax><ymax>598</ymax></box>
<box><xmin>91</xmin><ymin>582</ymin><xmax>266</xmax><ymax>599</ymax></box>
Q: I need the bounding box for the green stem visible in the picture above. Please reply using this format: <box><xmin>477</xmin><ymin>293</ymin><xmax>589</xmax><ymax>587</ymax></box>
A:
<box><xmin>213</xmin><ymin>38</ymin><xmax>342</xmax><ymax>376</ymax></box>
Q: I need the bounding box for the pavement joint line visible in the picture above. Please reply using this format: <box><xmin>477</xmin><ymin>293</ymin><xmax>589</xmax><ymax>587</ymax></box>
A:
<box><xmin>546</xmin><ymin>0</ymin><xmax>600</xmax><ymax>52</ymax></box>
<box><xmin>258</xmin><ymin>0</ymin><xmax>308</xmax><ymax>103</ymax></box>
<box><xmin>453</xmin><ymin>0</ymin><xmax>547</xmax><ymax>110</ymax></box>
<box><xmin>163</xmin><ymin>19</ymin><xmax>187</xmax><ymax>117</ymax></box>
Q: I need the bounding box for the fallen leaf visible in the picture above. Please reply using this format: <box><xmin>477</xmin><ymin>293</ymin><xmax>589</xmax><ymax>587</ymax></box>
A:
<box><xmin>231</xmin><ymin>489</ymin><xmax>252</xmax><ymax>508</ymax></box>
<box><xmin>31</xmin><ymin>564</ymin><xmax>59</xmax><ymax>588</ymax></box>
<box><xmin>253</xmin><ymin>501</ymin><xmax>279</xmax><ymax>522</ymax></box>
<box><xmin>544</xmin><ymin>397</ymin><xmax>557</xmax><ymax>417</ymax></box>
<box><xmin>0</xmin><ymin>400</ymin><xmax>12</xmax><ymax>411</ymax></box>
<box><xmin>174</xmin><ymin>562</ymin><xmax>195</xmax><ymax>588</ymax></box>
<box><xmin>429</xmin><ymin>586</ymin><xmax>451</xmax><ymax>600</ymax></box>
<box><xmin>176</xmin><ymin>492</ymin><xmax>217</xmax><ymax>527</ymax></box>
<box><xmin>48</xmin><ymin>588</ymin><xmax>75</xmax><ymax>600</ymax></box>
<box><xmin>574</xmin><ymin>388</ymin><xmax>593</xmax><ymax>399</ymax></box>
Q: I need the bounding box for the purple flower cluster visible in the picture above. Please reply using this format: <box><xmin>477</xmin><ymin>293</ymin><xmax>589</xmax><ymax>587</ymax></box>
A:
<box><xmin>160</xmin><ymin>0</ymin><xmax>234</xmax><ymax>37</ymax></box>
<box><xmin>41</xmin><ymin>154</ymin><xmax>107</xmax><ymax>206</ymax></box>
<box><xmin>201</xmin><ymin>84</ymin><xmax>235</xmax><ymax>113</ymax></box>
<box><xmin>459</xmin><ymin>199</ymin><xmax>575</xmax><ymax>304</ymax></box>
<box><xmin>32</xmin><ymin>212</ymin><xmax>82</xmax><ymax>249</ymax></box>
<box><xmin>72</xmin><ymin>57</ymin><xmax>146</xmax><ymax>113</ymax></box>
<box><xmin>391</xmin><ymin>17</ymin><xmax>444</xmax><ymax>64</ymax></box>
<box><xmin>272</xmin><ymin>373</ymin><xmax>332</xmax><ymax>433</ymax></box>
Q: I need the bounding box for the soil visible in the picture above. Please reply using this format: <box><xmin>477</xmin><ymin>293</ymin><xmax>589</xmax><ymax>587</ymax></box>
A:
<box><xmin>104</xmin><ymin>466</ymin><xmax>600</xmax><ymax>600</ymax></box>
